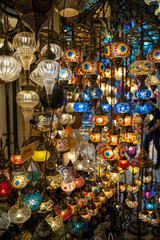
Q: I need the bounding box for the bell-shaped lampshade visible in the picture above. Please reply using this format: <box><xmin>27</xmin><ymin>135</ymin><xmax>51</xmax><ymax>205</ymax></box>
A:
<box><xmin>0</xmin><ymin>56</ymin><xmax>21</xmax><ymax>82</ymax></box>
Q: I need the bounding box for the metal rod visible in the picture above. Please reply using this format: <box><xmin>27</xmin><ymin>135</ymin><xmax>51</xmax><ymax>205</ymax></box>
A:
<box><xmin>12</xmin><ymin>81</ymin><xmax>18</xmax><ymax>152</ymax></box>
<box><xmin>5</xmin><ymin>83</ymin><xmax>10</xmax><ymax>159</ymax></box>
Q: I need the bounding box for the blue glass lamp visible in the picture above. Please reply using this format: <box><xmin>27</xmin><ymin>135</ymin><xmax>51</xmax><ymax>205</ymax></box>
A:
<box><xmin>101</xmin><ymin>96</ymin><xmax>111</xmax><ymax>112</ymax></box>
<box><xmin>124</xmin><ymin>91</ymin><xmax>133</xmax><ymax>100</ymax></box>
<box><xmin>135</xmin><ymin>89</ymin><xmax>151</xmax><ymax>100</ymax></box>
<box><xmin>82</xmin><ymin>91</ymin><xmax>90</xmax><ymax>101</ymax></box>
<box><xmin>114</xmin><ymin>94</ymin><xmax>131</xmax><ymax>114</ymax></box>
<box><xmin>86</xmin><ymin>87</ymin><xmax>103</xmax><ymax>99</ymax></box>
<box><xmin>23</xmin><ymin>189</ymin><xmax>42</xmax><ymax>211</ymax></box>
<box><xmin>67</xmin><ymin>211</ymin><xmax>87</xmax><ymax>235</ymax></box>
<box><xmin>73</xmin><ymin>94</ymin><xmax>88</xmax><ymax>113</ymax></box>
<box><xmin>134</xmin><ymin>103</ymin><xmax>152</xmax><ymax>115</ymax></box>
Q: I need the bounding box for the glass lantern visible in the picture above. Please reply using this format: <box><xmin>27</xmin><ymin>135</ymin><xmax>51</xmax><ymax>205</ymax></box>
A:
<box><xmin>8</xmin><ymin>193</ymin><xmax>31</xmax><ymax>224</ymax></box>
<box><xmin>125</xmin><ymin>195</ymin><xmax>138</xmax><ymax>208</ymax></box>
<box><xmin>67</xmin><ymin>212</ymin><xmax>87</xmax><ymax>235</ymax></box>
<box><xmin>45</xmin><ymin>211</ymin><xmax>63</xmax><ymax>233</ymax></box>
<box><xmin>41</xmin><ymin>43</ymin><xmax>62</xmax><ymax>60</ymax></box>
<box><xmin>23</xmin><ymin>189</ymin><xmax>42</xmax><ymax>211</ymax></box>
<box><xmin>13</xmin><ymin>32</ymin><xmax>37</xmax><ymax>70</ymax></box>
<box><xmin>0</xmin><ymin>174</ymin><xmax>12</xmax><ymax>199</ymax></box>
<box><xmin>61</xmin><ymin>174</ymin><xmax>75</xmax><ymax>195</ymax></box>
<box><xmin>58</xmin><ymin>68</ymin><xmax>72</xmax><ymax>81</ymax></box>
<box><xmin>16</xmin><ymin>89</ymin><xmax>39</xmax><ymax>139</ymax></box>
<box><xmin>0</xmin><ymin>56</ymin><xmax>21</xmax><ymax>82</ymax></box>
<box><xmin>12</xmin><ymin>169</ymin><xmax>30</xmax><ymax>189</ymax></box>
<box><xmin>54</xmin><ymin>201</ymin><xmax>72</xmax><ymax>221</ymax></box>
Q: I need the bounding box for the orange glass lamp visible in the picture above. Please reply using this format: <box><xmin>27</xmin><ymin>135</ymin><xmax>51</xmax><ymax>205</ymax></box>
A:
<box><xmin>116</xmin><ymin>115</ymin><xmax>133</xmax><ymax>127</ymax></box>
<box><xmin>89</xmin><ymin>125</ymin><xmax>102</xmax><ymax>146</ymax></box>
<box><xmin>54</xmin><ymin>200</ymin><xmax>72</xmax><ymax>221</ymax></box>
<box><xmin>92</xmin><ymin>106</ymin><xmax>108</xmax><ymax>127</ymax></box>
<box><xmin>80</xmin><ymin>207</ymin><xmax>91</xmax><ymax>222</ymax></box>
<box><xmin>117</xmin><ymin>157</ymin><xmax>130</xmax><ymax>170</ymax></box>
<box><xmin>73</xmin><ymin>172</ymin><xmax>85</xmax><ymax>189</ymax></box>
<box><xmin>97</xmin><ymin>191</ymin><xmax>106</xmax><ymax>203</ymax></box>
<box><xmin>88</xmin><ymin>200</ymin><xmax>98</xmax><ymax>217</ymax></box>
<box><xmin>82</xmin><ymin>185</ymin><xmax>93</xmax><ymax>200</ymax></box>
<box><xmin>103</xmin><ymin>187</ymin><xmax>113</xmax><ymax>199</ymax></box>
<box><xmin>52</xmin><ymin>133</ymin><xmax>70</xmax><ymax>153</ymax></box>
<box><xmin>93</xmin><ymin>196</ymin><xmax>102</xmax><ymax>209</ymax></box>
<box><xmin>10</xmin><ymin>154</ymin><xmax>22</xmax><ymax>166</ymax></box>
<box><xmin>68</xmin><ymin>198</ymin><xmax>78</xmax><ymax>215</ymax></box>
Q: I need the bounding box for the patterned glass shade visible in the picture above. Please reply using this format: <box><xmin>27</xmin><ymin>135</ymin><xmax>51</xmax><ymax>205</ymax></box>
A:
<box><xmin>117</xmin><ymin>159</ymin><xmax>130</xmax><ymax>170</ymax></box>
<box><xmin>67</xmin><ymin>215</ymin><xmax>87</xmax><ymax>235</ymax></box>
<box><xmin>92</xmin><ymin>115</ymin><xmax>108</xmax><ymax>126</ymax></box>
<box><xmin>102</xmin><ymin>67</ymin><xmax>111</xmax><ymax>78</ymax></box>
<box><xmin>89</xmin><ymin>132</ymin><xmax>102</xmax><ymax>142</ymax></box>
<box><xmin>114</xmin><ymin>101</ymin><xmax>131</xmax><ymax>114</ymax></box>
<box><xmin>86</xmin><ymin>88</ymin><xmax>103</xmax><ymax>99</ymax></box>
<box><xmin>105</xmin><ymin>42</ymin><xmax>130</xmax><ymax>59</ymax></box>
<box><xmin>13</xmin><ymin>32</ymin><xmax>36</xmax><ymax>54</ymax></box>
<box><xmin>81</xmin><ymin>60</ymin><xmax>103</xmax><ymax>75</ymax></box>
<box><xmin>52</xmin><ymin>138</ymin><xmax>70</xmax><ymax>152</ymax></box>
<box><xmin>63</xmin><ymin>48</ymin><xmax>83</xmax><ymax>63</ymax></box>
<box><xmin>54</xmin><ymin>203</ymin><xmax>72</xmax><ymax>221</ymax></box>
<box><xmin>74</xmin><ymin>176</ymin><xmax>85</xmax><ymax>188</ymax></box>
<box><xmin>134</xmin><ymin>103</ymin><xmax>152</xmax><ymax>114</ymax></box>
<box><xmin>101</xmin><ymin>103</ymin><xmax>111</xmax><ymax>112</ymax></box>
<box><xmin>130</xmin><ymin>60</ymin><xmax>155</xmax><ymax>76</ymax></box>
<box><xmin>12</xmin><ymin>169</ymin><xmax>30</xmax><ymax>189</ymax></box>
<box><xmin>16</xmin><ymin>90</ymin><xmax>39</xmax><ymax>109</ymax></box>
<box><xmin>10</xmin><ymin>154</ymin><xmax>22</xmax><ymax>165</ymax></box>
<box><xmin>128</xmin><ymin>165</ymin><xmax>140</xmax><ymax>174</ymax></box>
<box><xmin>0</xmin><ymin>174</ymin><xmax>12</xmax><ymax>198</ymax></box>
<box><xmin>109</xmin><ymin>172</ymin><xmax>122</xmax><ymax>184</ymax></box>
<box><xmin>135</xmin><ymin>89</ymin><xmax>151</xmax><ymax>99</ymax></box>
<box><xmin>127</xmin><ymin>184</ymin><xmax>139</xmax><ymax>194</ymax></box>
<box><xmin>82</xmin><ymin>91</ymin><xmax>90</xmax><ymax>101</ymax></box>
<box><xmin>58</xmin><ymin>68</ymin><xmax>72</xmax><ymax>81</ymax></box>
<box><xmin>148</xmin><ymin>48</ymin><xmax>160</xmax><ymax>62</ymax></box>
<box><xmin>122</xmin><ymin>132</ymin><xmax>137</xmax><ymax>143</ymax></box>
<box><xmin>0</xmin><ymin>56</ymin><xmax>21</xmax><ymax>82</ymax></box>
<box><xmin>37</xmin><ymin>60</ymin><xmax>60</xmax><ymax>79</ymax></box>
<box><xmin>116</xmin><ymin>115</ymin><xmax>133</xmax><ymax>127</ymax></box>
<box><xmin>126</xmin><ymin>196</ymin><xmax>138</xmax><ymax>208</ymax></box>
<box><xmin>73</xmin><ymin>102</ymin><xmax>88</xmax><ymax>112</ymax></box>
<box><xmin>124</xmin><ymin>91</ymin><xmax>133</xmax><ymax>100</ymax></box>
<box><xmin>23</xmin><ymin>190</ymin><xmax>42</xmax><ymax>211</ymax></box>
<box><xmin>139</xmin><ymin>210</ymin><xmax>150</xmax><ymax>223</ymax></box>
<box><xmin>98</xmin><ymin>144</ymin><xmax>125</xmax><ymax>161</ymax></box>
<box><xmin>103</xmin><ymin>188</ymin><xmax>113</xmax><ymax>198</ymax></box>
<box><xmin>8</xmin><ymin>200</ymin><xmax>31</xmax><ymax>224</ymax></box>
<box><xmin>46</xmin><ymin>173</ymin><xmax>63</xmax><ymax>190</ymax></box>
<box><xmin>45</xmin><ymin>214</ymin><xmax>63</xmax><ymax>232</ymax></box>
<box><xmin>41</xmin><ymin>43</ymin><xmax>62</xmax><ymax>60</ymax></box>
<box><xmin>146</xmin><ymin>75</ymin><xmax>160</xmax><ymax>85</ymax></box>
<box><xmin>105</xmin><ymin>134</ymin><xmax>122</xmax><ymax>145</ymax></box>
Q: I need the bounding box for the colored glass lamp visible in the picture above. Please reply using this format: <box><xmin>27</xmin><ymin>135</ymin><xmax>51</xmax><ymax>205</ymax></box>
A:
<box><xmin>23</xmin><ymin>189</ymin><xmax>42</xmax><ymax>211</ymax></box>
<box><xmin>13</xmin><ymin>32</ymin><xmax>36</xmax><ymax>70</ymax></box>
<box><xmin>45</xmin><ymin>210</ymin><xmax>63</xmax><ymax>233</ymax></box>
<box><xmin>0</xmin><ymin>210</ymin><xmax>10</xmax><ymax>237</ymax></box>
<box><xmin>105</xmin><ymin>133</ymin><xmax>122</xmax><ymax>146</ymax></box>
<box><xmin>67</xmin><ymin>211</ymin><xmax>87</xmax><ymax>235</ymax></box>
<box><xmin>139</xmin><ymin>209</ymin><xmax>150</xmax><ymax>223</ymax></box>
<box><xmin>8</xmin><ymin>191</ymin><xmax>31</xmax><ymax>224</ymax></box>
<box><xmin>73</xmin><ymin>172</ymin><xmax>85</xmax><ymax>188</ymax></box>
<box><xmin>93</xmin><ymin>195</ymin><xmax>102</xmax><ymax>209</ymax></box>
<box><xmin>89</xmin><ymin>125</ymin><xmax>102</xmax><ymax>145</ymax></box>
<box><xmin>125</xmin><ymin>194</ymin><xmax>138</xmax><ymax>208</ymax></box>
<box><xmin>77</xmin><ymin>192</ymin><xmax>88</xmax><ymax>207</ymax></box>
<box><xmin>92</xmin><ymin>106</ymin><xmax>108</xmax><ymax>126</ymax></box>
<box><xmin>0</xmin><ymin>173</ymin><xmax>12</xmax><ymax>199</ymax></box>
<box><xmin>103</xmin><ymin>187</ymin><xmax>113</xmax><ymax>198</ymax></box>
<box><xmin>82</xmin><ymin>185</ymin><xmax>93</xmax><ymax>200</ymax></box>
<box><xmin>105</xmin><ymin>41</ymin><xmax>130</xmax><ymax>67</ymax></box>
<box><xmin>143</xmin><ymin>185</ymin><xmax>153</xmax><ymax>199</ymax></box>
<box><xmin>12</xmin><ymin>169</ymin><xmax>30</xmax><ymax>189</ymax></box>
<box><xmin>38</xmin><ymin>195</ymin><xmax>54</xmax><ymax>214</ymax></box>
<box><xmin>54</xmin><ymin>200</ymin><xmax>72</xmax><ymax>221</ymax></box>
<box><xmin>27</xmin><ymin>161</ymin><xmax>41</xmax><ymax>184</ymax></box>
<box><xmin>148</xmin><ymin>210</ymin><xmax>160</xmax><ymax>227</ymax></box>
<box><xmin>35</xmin><ymin>113</ymin><xmax>52</xmax><ymax>132</ymax></box>
<box><xmin>86</xmin><ymin>87</ymin><xmax>103</xmax><ymax>100</ymax></box>
<box><xmin>126</xmin><ymin>147</ymin><xmax>137</xmax><ymax>159</ymax></box>
<box><xmin>32</xmin><ymin>219</ymin><xmax>56</xmax><ymax>240</ymax></box>
<box><xmin>122</xmin><ymin>130</ymin><xmax>137</xmax><ymax>145</ymax></box>
<box><xmin>52</xmin><ymin>132</ymin><xmax>70</xmax><ymax>153</ymax></box>
<box><xmin>146</xmin><ymin>73</ymin><xmax>160</xmax><ymax>92</ymax></box>
<box><xmin>73</xmin><ymin>93</ymin><xmax>88</xmax><ymax>113</ymax></box>
<box><xmin>135</xmin><ymin>81</ymin><xmax>151</xmax><ymax>101</ymax></box>
<box><xmin>61</xmin><ymin>174</ymin><xmax>75</xmax><ymax>195</ymax></box>
<box><xmin>68</xmin><ymin>198</ymin><xmax>78</xmax><ymax>215</ymax></box>
<box><xmin>146</xmin><ymin>199</ymin><xmax>157</xmax><ymax>211</ymax></box>
<box><xmin>134</xmin><ymin>103</ymin><xmax>152</xmax><ymax>115</ymax></box>
<box><xmin>80</xmin><ymin>207</ymin><xmax>91</xmax><ymax>222</ymax></box>
<box><xmin>63</xmin><ymin>48</ymin><xmax>83</xmax><ymax>72</ymax></box>
<box><xmin>127</xmin><ymin>182</ymin><xmax>139</xmax><ymax>194</ymax></box>
<box><xmin>114</xmin><ymin>94</ymin><xmax>131</xmax><ymax>114</ymax></box>
<box><xmin>98</xmin><ymin>191</ymin><xmax>106</xmax><ymax>203</ymax></box>
<box><xmin>89</xmin><ymin>181</ymin><xmax>100</xmax><ymax>194</ymax></box>
<box><xmin>101</xmin><ymin>97</ymin><xmax>111</xmax><ymax>112</ymax></box>
<box><xmin>81</xmin><ymin>57</ymin><xmax>103</xmax><ymax>82</ymax></box>
<box><xmin>148</xmin><ymin>41</ymin><xmax>160</xmax><ymax>72</ymax></box>
<box><xmin>116</xmin><ymin>115</ymin><xmax>133</xmax><ymax>127</ymax></box>
<box><xmin>32</xmin><ymin>149</ymin><xmax>50</xmax><ymax>163</ymax></box>
<box><xmin>117</xmin><ymin>158</ymin><xmax>130</xmax><ymax>170</ymax></box>
<box><xmin>88</xmin><ymin>200</ymin><xmax>98</xmax><ymax>217</ymax></box>
<box><xmin>10</xmin><ymin>154</ymin><xmax>22</xmax><ymax>166</ymax></box>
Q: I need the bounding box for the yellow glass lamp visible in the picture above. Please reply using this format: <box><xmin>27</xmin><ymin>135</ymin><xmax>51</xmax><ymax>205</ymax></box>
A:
<box><xmin>129</xmin><ymin>165</ymin><xmax>140</xmax><ymax>175</ymax></box>
<box><xmin>32</xmin><ymin>150</ymin><xmax>50</xmax><ymax>162</ymax></box>
<box><xmin>45</xmin><ymin>210</ymin><xmax>63</xmax><ymax>233</ymax></box>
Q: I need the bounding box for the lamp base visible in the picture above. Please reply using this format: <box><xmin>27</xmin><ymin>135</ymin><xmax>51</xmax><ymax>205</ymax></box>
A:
<box><xmin>128</xmin><ymin>222</ymin><xmax>149</xmax><ymax>236</ymax></box>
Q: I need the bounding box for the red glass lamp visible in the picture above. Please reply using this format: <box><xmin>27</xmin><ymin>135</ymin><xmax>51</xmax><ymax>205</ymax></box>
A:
<box><xmin>0</xmin><ymin>173</ymin><xmax>12</xmax><ymax>199</ymax></box>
